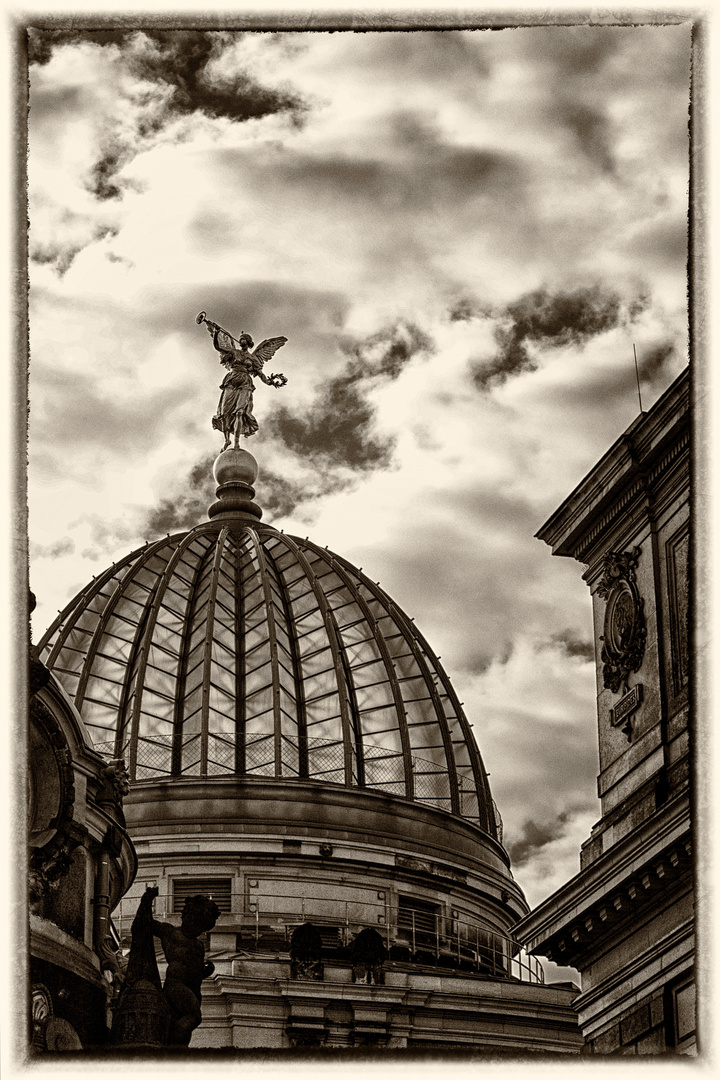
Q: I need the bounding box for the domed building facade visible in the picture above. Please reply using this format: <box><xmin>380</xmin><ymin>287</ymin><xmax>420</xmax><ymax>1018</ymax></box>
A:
<box><xmin>38</xmin><ymin>450</ymin><xmax>582</xmax><ymax>1052</ymax></box>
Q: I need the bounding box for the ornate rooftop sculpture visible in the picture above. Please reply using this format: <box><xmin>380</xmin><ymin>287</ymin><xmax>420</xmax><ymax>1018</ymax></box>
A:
<box><xmin>112</xmin><ymin>886</ymin><xmax>219</xmax><ymax>1047</ymax></box>
<box><xmin>196</xmin><ymin>311</ymin><xmax>287</xmax><ymax>449</ymax></box>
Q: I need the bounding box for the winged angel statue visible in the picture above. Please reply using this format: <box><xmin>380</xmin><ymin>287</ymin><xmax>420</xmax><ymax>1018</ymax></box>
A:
<box><xmin>196</xmin><ymin>311</ymin><xmax>288</xmax><ymax>449</ymax></box>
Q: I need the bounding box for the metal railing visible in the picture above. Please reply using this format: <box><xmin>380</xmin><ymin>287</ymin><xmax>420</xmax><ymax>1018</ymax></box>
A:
<box><xmin>115</xmin><ymin>888</ymin><xmax>542</xmax><ymax>984</ymax></box>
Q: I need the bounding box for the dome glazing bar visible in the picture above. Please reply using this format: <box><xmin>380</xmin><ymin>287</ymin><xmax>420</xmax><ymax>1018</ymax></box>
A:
<box><xmin>123</xmin><ymin>532</ymin><xmax>203</xmax><ymax>776</ymax></box>
<box><xmin>278</xmin><ymin>533</ymin><xmax>356</xmax><ymax>786</ymax></box>
<box><xmin>233</xmin><ymin>535</ymin><xmax>247</xmax><ymax>774</ymax></box>
<box><xmin>170</xmin><ymin>533</ymin><xmax>211</xmax><ymax>776</ymax></box>
<box><xmin>336</xmin><ymin>559</ymin><xmax>460</xmax><ymax>811</ymax></box>
<box><xmin>397</xmin><ymin>607</ymin><xmax>495</xmax><ymax>835</ymax></box>
<box><xmin>42</xmin><ymin>545</ymin><xmax>144</xmax><ymax>668</ymax></box>
<box><xmin>72</xmin><ymin>538</ymin><xmax>173</xmax><ymax>715</ymax></box>
<box><xmin>331</xmin><ymin>551</ymin><xmax>482</xmax><ymax>824</ymax></box>
<box><xmin>199</xmin><ymin>526</ymin><xmax>231</xmax><ymax>776</ymax></box>
<box><xmin>304</xmin><ymin>540</ymin><xmax>415</xmax><ymax>801</ymax></box>
<box><xmin>112</xmin><ymin>537</ymin><xmax>193</xmax><ymax>766</ymax></box>
<box><xmin>262</xmin><ymin>541</ymin><xmax>309</xmax><ymax>779</ymax></box>
<box><xmin>246</xmin><ymin>527</ymin><xmax>285</xmax><ymax>780</ymax></box>
<box><xmin>384</xmin><ymin>597</ymin><xmax>461</xmax><ymax>814</ymax></box>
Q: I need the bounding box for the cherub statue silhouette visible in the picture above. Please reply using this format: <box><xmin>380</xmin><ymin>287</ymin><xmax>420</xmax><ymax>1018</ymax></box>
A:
<box><xmin>120</xmin><ymin>886</ymin><xmax>220</xmax><ymax>1046</ymax></box>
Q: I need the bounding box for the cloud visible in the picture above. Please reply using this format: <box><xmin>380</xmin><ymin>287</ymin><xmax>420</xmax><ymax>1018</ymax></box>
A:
<box><xmin>472</xmin><ymin>285</ymin><xmax>624</xmax><ymax>390</ymax></box>
<box><xmin>260</xmin><ymin>465</ymin><xmax>348</xmax><ymax>521</ymax></box>
<box><xmin>29</xmin><ymin>537</ymin><xmax>76</xmax><ymax>560</ymax></box>
<box><xmin>29</xmin><ymin>29</ymin><xmax>308</xmax><ymax>210</ymax></box>
<box><xmin>143</xmin><ymin>454</ymin><xmax>216</xmax><ymax>536</ymax></box>
<box><xmin>550</xmin><ymin>630</ymin><xmax>595</xmax><ymax>663</ymax></box>
<box><xmin>267</xmin><ymin>321</ymin><xmax>433</xmax><ymax>471</ymax></box>
<box><xmin>508</xmin><ymin>812</ymin><xmax>572</xmax><ymax>869</ymax></box>
<box><xmin>29</xmin><ymin>365</ymin><xmax>194</xmax><ymax>461</ymax></box>
<box><xmin>31</xmin><ymin>222</ymin><xmax>118</xmax><ymax>276</ymax></box>
<box><xmin>557</xmin><ymin>101</ymin><xmax>614</xmax><ymax>175</ymax></box>
<box><xmin>637</xmin><ymin>340</ymin><xmax>677</xmax><ymax>384</ymax></box>
<box><xmin>70</xmin><ymin>513</ymin><xmax>140</xmax><ymax>562</ymax></box>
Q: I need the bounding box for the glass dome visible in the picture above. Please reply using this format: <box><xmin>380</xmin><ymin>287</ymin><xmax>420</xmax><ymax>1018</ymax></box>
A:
<box><xmin>39</xmin><ymin>519</ymin><xmax>497</xmax><ymax>836</ymax></box>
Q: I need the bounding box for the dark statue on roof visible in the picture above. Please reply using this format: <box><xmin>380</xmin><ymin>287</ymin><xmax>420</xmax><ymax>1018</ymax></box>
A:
<box><xmin>112</xmin><ymin>886</ymin><xmax>219</xmax><ymax>1048</ymax></box>
<box><xmin>196</xmin><ymin>311</ymin><xmax>287</xmax><ymax>449</ymax></box>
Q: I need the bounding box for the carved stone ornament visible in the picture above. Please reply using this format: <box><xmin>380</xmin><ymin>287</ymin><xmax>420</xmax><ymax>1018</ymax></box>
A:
<box><xmin>31</xmin><ymin>984</ymin><xmax>53</xmax><ymax>1050</ymax></box>
<box><xmin>598</xmin><ymin>548</ymin><xmax>647</xmax><ymax>695</ymax></box>
<box><xmin>28</xmin><ymin>697</ymin><xmax>78</xmax><ymax>908</ymax></box>
<box><xmin>97</xmin><ymin>759</ymin><xmax>130</xmax><ymax>826</ymax></box>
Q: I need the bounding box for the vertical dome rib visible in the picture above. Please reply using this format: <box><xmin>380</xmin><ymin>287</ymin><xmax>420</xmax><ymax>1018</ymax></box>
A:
<box><xmin>262</xmin><ymin>539</ymin><xmax>308</xmax><ymax>779</ymax></box>
<box><xmin>233</xmin><ymin>534</ymin><xmax>247</xmax><ymax>774</ymax></box>
<box><xmin>302</xmin><ymin>540</ymin><xmax>415</xmax><ymax>801</ymax></box>
<box><xmin>44</xmin><ymin>545</ymin><xmax>146</xmax><ymax>670</ymax></box>
<box><xmin>73</xmin><ymin>541</ymin><xmax>169</xmax><ymax>714</ymax></box>
<box><xmin>169</xmin><ymin>531</ymin><xmax>215</xmax><ymax>776</ymax></box>
<box><xmin>245</xmin><ymin>526</ymin><xmax>284</xmax><ymax>779</ymax></box>
<box><xmin>200</xmin><ymin>526</ymin><xmax>230</xmax><ymax>776</ymax></box>
<box><xmin>278</xmin><ymin>532</ymin><xmax>357</xmax><ymax>787</ymax></box>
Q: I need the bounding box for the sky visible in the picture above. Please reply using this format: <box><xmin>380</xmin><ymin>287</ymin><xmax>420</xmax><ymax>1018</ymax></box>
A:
<box><xmin>25</xmin><ymin>16</ymin><xmax>692</xmax><ymax>916</ymax></box>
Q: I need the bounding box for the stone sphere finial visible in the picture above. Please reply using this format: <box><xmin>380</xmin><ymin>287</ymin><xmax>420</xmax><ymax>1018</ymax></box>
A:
<box><xmin>208</xmin><ymin>448</ymin><xmax>262</xmax><ymax>523</ymax></box>
<box><xmin>213</xmin><ymin>448</ymin><xmax>259</xmax><ymax>489</ymax></box>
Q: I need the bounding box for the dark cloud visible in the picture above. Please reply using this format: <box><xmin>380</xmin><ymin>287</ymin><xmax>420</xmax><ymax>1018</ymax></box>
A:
<box><xmin>267</xmin><ymin>321</ymin><xmax>433</xmax><ymax>471</ymax></box>
<box><xmin>637</xmin><ymin>341</ymin><xmax>677</xmax><ymax>383</ymax></box>
<box><xmin>558</xmin><ymin>101</ymin><xmax>614</xmax><ymax>175</ymax></box>
<box><xmin>529</xmin><ymin>342</ymin><xmax>685</xmax><ymax>425</ymax></box>
<box><xmin>257</xmin><ymin>468</ymin><xmax>308</xmax><ymax>520</ymax></box>
<box><xmin>362</xmin><ymin>30</ymin><xmax>491</xmax><ymax>85</ymax></box>
<box><xmin>29</xmin><ymin>29</ymin><xmax>307</xmax><ymax>201</ymax></box>
<box><xmin>30</xmin><ymin>224</ymin><xmax>118</xmax><ymax>276</ymax></box>
<box><xmin>29</xmin><ymin>537</ymin><xmax>76</xmax><ymax>560</ymax></box>
<box><xmin>528</xmin><ymin>25</ymin><xmax>623</xmax><ymax>78</ymax></box>
<box><xmin>550</xmin><ymin>630</ymin><xmax>594</xmax><ymax>663</ymax></box>
<box><xmin>508</xmin><ymin>813</ymin><xmax>570</xmax><ymax>869</ymax></box>
<box><xmin>143</xmin><ymin>454</ymin><xmax>216</xmax><ymax>536</ymax></box>
<box><xmin>472</xmin><ymin>285</ymin><xmax>623</xmax><ymax>390</ymax></box>
<box><xmin>448</xmin><ymin>296</ymin><xmax>494</xmax><ymax>324</ymax></box>
<box><xmin>258</xmin><ymin>465</ymin><xmax>351</xmax><ymax>521</ymax></box>
<box><xmin>353</xmin><ymin>488</ymin><xmax>550</xmax><ymax>676</ymax></box>
<box><xmin>28</xmin><ymin>29</ymin><xmax>129</xmax><ymax>65</ymax></box>
<box><xmin>259</xmin><ymin>142</ymin><xmax>521</xmax><ymax>210</ymax></box>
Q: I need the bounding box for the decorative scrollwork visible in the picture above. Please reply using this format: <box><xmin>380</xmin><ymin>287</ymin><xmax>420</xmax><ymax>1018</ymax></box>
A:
<box><xmin>598</xmin><ymin>548</ymin><xmax>647</xmax><ymax>695</ymax></box>
<box><xmin>31</xmin><ymin>985</ymin><xmax>53</xmax><ymax>1050</ymax></box>
<box><xmin>28</xmin><ymin>697</ymin><xmax>77</xmax><ymax>908</ymax></box>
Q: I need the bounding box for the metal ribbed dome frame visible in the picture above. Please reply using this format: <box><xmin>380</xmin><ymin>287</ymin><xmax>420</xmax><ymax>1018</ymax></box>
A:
<box><xmin>39</xmin><ymin>521</ymin><xmax>497</xmax><ymax>836</ymax></box>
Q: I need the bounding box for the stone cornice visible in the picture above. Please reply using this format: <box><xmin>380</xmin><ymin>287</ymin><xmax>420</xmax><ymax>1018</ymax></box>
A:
<box><xmin>125</xmin><ymin>776</ymin><xmax>517</xmax><ymax>884</ymax></box>
<box><xmin>30</xmin><ymin>914</ymin><xmax>104</xmax><ymax>987</ymax></box>
<box><xmin>512</xmin><ymin>790</ymin><xmax>691</xmax><ymax>961</ymax></box>
<box><xmin>536</xmin><ymin>369</ymin><xmax>689</xmax><ymax>563</ymax></box>
<box><xmin>573</xmin><ymin>919</ymin><xmax>693</xmax><ymax>1019</ymax></box>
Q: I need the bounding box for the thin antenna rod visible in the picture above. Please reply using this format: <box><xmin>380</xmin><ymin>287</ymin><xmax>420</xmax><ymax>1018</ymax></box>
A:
<box><xmin>632</xmin><ymin>343</ymin><xmax>643</xmax><ymax>413</ymax></box>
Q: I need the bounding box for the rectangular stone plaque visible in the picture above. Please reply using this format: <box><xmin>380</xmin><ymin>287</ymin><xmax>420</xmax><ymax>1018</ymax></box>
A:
<box><xmin>611</xmin><ymin>683</ymin><xmax>643</xmax><ymax>726</ymax></box>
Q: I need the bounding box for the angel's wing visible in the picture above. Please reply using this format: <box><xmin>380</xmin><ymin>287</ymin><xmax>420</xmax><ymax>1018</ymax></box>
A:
<box><xmin>251</xmin><ymin>337</ymin><xmax>288</xmax><ymax>367</ymax></box>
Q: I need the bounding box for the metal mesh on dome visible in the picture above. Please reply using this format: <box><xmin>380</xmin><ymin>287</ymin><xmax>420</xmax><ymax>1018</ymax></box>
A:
<box><xmin>39</xmin><ymin>522</ymin><xmax>496</xmax><ymax>833</ymax></box>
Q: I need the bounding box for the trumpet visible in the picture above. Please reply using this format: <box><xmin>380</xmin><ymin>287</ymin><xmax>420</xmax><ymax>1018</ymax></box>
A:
<box><xmin>195</xmin><ymin>310</ymin><xmax>243</xmax><ymax>348</ymax></box>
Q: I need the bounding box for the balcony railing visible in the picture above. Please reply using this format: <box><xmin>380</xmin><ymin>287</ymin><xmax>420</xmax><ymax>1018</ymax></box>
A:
<box><xmin>115</xmin><ymin>889</ymin><xmax>543</xmax><ymax>984</ymax></box>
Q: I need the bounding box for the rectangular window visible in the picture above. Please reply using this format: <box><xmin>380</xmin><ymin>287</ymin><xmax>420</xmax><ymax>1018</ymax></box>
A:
<box><xmin>397</xmin><ymin>895</ymin><xmax>440</xmax><ymax>935</ymax></box>
<box><xmin>172</xmin><ymin>877</ymin><xmax>232</xmax><ymax>913</ymax></box>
